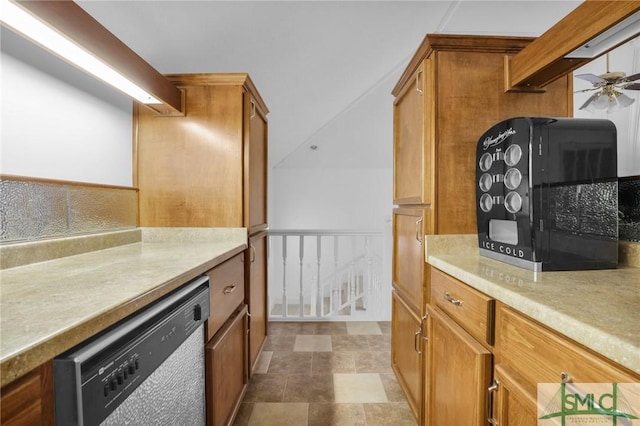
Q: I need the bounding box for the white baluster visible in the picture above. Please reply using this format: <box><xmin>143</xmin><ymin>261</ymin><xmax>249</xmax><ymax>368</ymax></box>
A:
<box><xmin>299</xmin><ymin>235</ymin><xmax>304</xmax><ymax>318</ymax></box>
<box><xmin>316</xmin><ymin>235</ymin><xmax>322</xmax><ymax>318</ymax></box>
<box><xmin>282</xmin><ymin>235</ymin><xmax>288</xmax><ymax>318</ymax></box>
<box><xmin>332</xmin><ymin>236</ymin><xmax>339</xmax><ymax>315</ymax></box>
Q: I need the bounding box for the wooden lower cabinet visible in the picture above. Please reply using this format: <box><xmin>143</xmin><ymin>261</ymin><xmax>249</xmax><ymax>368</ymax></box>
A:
<box><xmin>427</xmin><ymin>305</ymin><xmax>492</xmax><ymax>426</ymax></box>
<box><xmin>247</xmin><ymin>231</ymin><xmax>268</xmax><ymax>377</ymax></box>
<box><xmin>491</xmin><ymin>303</ymin><xmax>640</xmax><ymax>426</ymax></box>
<box><xmin>491</xmin><ymin>364</ymin><xmax>538</xmax><ymax>426</ymax></box>
<box><xmin>205</xmin><ymin>304</ymin><xmax>249</xmax><ymax>426</ymax></box>
<box><xmin>391</xmin><ymin>290</ymin><xmax>424</xmax><ymax>422</ymax></box>
<box><xmin>0</xmin><ymin>362</ymin><xmax>54</xmax><ymax>426</ymax></box>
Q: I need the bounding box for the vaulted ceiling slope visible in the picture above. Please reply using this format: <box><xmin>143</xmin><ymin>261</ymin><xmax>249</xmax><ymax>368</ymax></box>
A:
<box><xmin>76</xmin><ymin>1</ymin><xmax>582</xmax><ymax>167</ymax></box>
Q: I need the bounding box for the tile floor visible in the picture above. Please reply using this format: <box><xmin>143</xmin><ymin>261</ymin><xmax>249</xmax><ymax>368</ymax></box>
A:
<box><xmin>233</xmin><ymin>321</ymin><xmax>417</xmax><ymax>426</ymax></box>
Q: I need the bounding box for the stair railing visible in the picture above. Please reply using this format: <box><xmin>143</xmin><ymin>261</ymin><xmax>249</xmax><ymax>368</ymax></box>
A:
<box><xmin>268</xmin><ymin>229</ymin><xmax>384</xmax><ymax>320</ymax></box>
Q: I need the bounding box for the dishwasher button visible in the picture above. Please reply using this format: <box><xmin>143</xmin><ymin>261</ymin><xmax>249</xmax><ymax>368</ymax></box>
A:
<box><xmin>128</xmin><ymin>364</ymin><xmax>135</xmax><ymax>375</ymax></box>
<box><xmin>109</xmin><ymin>380</ymin><xmax>117</xmax><ymax>391</ymax></box>
<box><xmin>117</xmin><ymin>374</ymin><xmax>124</xmax><ymax>385</ymax></box>
<box><xmin>193</xmin><ymin>304</ymin><xmax>202</xmax><ymax>321</ymax></box>
<box><xmin>104</xmin><ymin>384</ymin><xmax>110</xmax><ymax>397</ymax></box>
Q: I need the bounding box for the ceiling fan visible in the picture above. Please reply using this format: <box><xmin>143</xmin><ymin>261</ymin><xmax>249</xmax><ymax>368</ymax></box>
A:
<box><xmin>575</xmin><ymin>53</ymin><xmax>640</xmax><ymax>113</ymax></box>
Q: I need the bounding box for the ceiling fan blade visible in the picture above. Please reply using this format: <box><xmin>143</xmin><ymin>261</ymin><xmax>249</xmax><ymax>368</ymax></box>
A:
<box><xmin>624</xmin><ymin>83</ymin><xmax>640</xmax><ymax>90</ymax></box>
<box><xmin>625</xmin><ymin>72</ymin><xmax>640</xmax><ymax>82</ymax></box>
<box><xmin>579</xmin><ymin>93</ymin><xmax>600</xmax><ymax>110</ymax></box>
<box><xmin>575</xmin><ymin>73</ymin><xmax>606</xmax><ymax>84</ymax></box>
<box><xmin>574</xmin><ymin>88</ymin><xmax>598</xmax><ymax>93</ymax></box>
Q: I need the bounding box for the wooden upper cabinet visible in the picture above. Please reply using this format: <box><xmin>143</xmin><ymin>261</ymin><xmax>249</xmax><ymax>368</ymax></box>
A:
<box><xmin>135</xmin><ymin>73</ymin><xmax>268</xmax><ymax>230</ymax></box>
<box><xmin>245</xmin><ymin>91</ymin><xmax>268</xmax><ymax>234</ymax></box>
<box><xmin>393</xmin><ymin>59</ymin><xmax>435</xmax><ymax>205</ymax></box>
<box><xmin>391</xmin><ymin>35</ymin><xmax>573</xmax><ymax>234</ymax></box>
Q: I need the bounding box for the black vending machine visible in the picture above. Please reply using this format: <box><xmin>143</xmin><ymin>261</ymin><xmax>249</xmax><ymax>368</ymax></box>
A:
<box><xmin>475</xmin><ymin>117</ymin><xmax>618</xmax><ymax>271</ymax></box>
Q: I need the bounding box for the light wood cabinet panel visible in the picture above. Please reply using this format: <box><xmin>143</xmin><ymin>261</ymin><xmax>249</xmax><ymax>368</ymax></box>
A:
<box><xmin>392</xmin><ymin>207</ymin><xmax>431</xmax><ymax>314</ymax></box>
<box><xmin>0</xmin><ymin>362</ymin><xmax>53</xmax><ymax>426</ymax></box>
<box><xmin>491</xmin><ymin>364</ymin><xmax>538</xmax><ymax>426</ymax></box>
<box><xmin>428</xmin><ymin>305</ymin><xmax>492</xmax><ymax>426</ymax></box>
<box><xmin>391</xmin><ymin>290</ymin><xmax>424</xmax><ymax>423</ymax></box>
<box><xmin>247</xmin><ymin>230</ymin><xmax>268</xmax><ymax>377</ymax></box>
<box><xmin>206</xmin><ymin>305</ymin><xmax>248</xmax><ymax>426</ymax></box>
<box><xmin>135</xmin><ymin>73</ymin><xmax>268</xmax><ymax>231</ymax></box>
<box><xmin>245</xmin><ymin>92</ymin><xmax>268</xmax><ymax>235</ymax></box>
<box><xmin>492</xmin><ymin>303</ymin><xmax>640</xmax><ymax>426</ymax></box>
<box><xmin>393</xmin><ymin>60</ymin><xmax>434</xmax><ymax>205</ymax></box>
<box><xmin>496</xmin><ymin>304</ymin><xmax>640</xmax><ymax>385</ymax></box>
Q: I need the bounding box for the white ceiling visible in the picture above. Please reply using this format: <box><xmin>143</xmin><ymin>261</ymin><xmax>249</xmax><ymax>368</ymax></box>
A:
<box><xmin>75</xmin><ymin>0</ymin><xmax>582</xmax><ymax>167</ymax></box>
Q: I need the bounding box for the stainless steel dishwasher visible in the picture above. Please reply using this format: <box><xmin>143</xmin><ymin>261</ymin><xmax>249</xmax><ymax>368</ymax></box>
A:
<box><xmin>54</xmin><ymin>275</ymin><xmax>210</xmax><ymax>426</ymax></box>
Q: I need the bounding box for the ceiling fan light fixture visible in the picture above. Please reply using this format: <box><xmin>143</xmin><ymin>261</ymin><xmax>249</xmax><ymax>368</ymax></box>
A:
<box><xmin>614</xmin><ymin>92</ymin><xmax>636</xmax><ymax>109</ymax></box>
<box><xmin>594</xmin><ymin>92</ymin><xmax>612</xmax><ymax>110</ymax></box>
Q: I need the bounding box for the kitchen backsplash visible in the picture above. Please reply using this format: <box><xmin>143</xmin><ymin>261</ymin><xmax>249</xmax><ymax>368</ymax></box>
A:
<box><xmin>619</xmin><ymin>177</ymin><xmax>640</xmax><ymax>242</ymax></box>
<box><xmin>0</xmin><ymin>176</ymin><xmax>638</xmax><ymax>244</ymax></box>
<box><xmin>0</xmin><ymin>177</ymin><xmax>137</xmax><ymax>243</ymax></box>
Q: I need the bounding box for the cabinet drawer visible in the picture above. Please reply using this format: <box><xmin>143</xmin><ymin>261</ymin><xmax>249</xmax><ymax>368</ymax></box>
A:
<box><xmin>206</xmin><ymin>254</ymin><xmax>245</xmax><ymax>338</ymax></box>
<box><xmin>430</xmin><ymin>268</ymin><xmax>494</xmax><ymax>346</ymax></box>
<box><xmin>497</xmin><ymin>305</ymin><xmax>639</xmax><ymax>386</ymax></box>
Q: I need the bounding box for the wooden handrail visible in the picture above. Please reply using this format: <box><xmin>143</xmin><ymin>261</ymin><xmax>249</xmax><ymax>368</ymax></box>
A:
<box><xmin>506</xmin><ymin>0</ymin><xmax>640</xmax><ymax>91</ymax></box>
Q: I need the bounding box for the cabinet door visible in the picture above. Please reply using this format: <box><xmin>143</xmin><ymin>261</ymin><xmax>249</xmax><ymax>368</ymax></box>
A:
<box><xmin>136</xmin><ymin>84</ymin><xmax>245</xmax><ymax>227</ymax></box>
<box><xmin>247</xmin><ymin>231</ymin><xmax>268</xmax><ymax>377</ymax></box>
<box><xmin>428</xmin><ymin>305</ymin><xmax>492</xmax><ymax>426</ymax></box>
<box><xmin>392</xmin><ymin>208</ymin><xmax>430</xmax><ymax>314</ymax></box>
<box><xmin>391</xmin><ymin>290</ymin><xmax>424</xmax><ymax>423</ymax></box>
<box><xmin>490</xmin><ymin>365</ymin><xmax>538</xmax><ymax>426</ymax></box>
<box><xmin>0</xmin><ymin>362</ymin><xmax>53</xmax><ymax>426</ymax></box>
<box><xmin>245</xmin><ymin>92</ymin><xmax>268</xmax><ymax>234</ymax></box>
<box><xmin>393</xmin><ymin>59</ymin><xmax>434</xmax><ymax>205</ymax></box>
<box><xmin>206</xmin><ymin>305</ymin><xmax>248</xmax><ymax>426</ymax></box>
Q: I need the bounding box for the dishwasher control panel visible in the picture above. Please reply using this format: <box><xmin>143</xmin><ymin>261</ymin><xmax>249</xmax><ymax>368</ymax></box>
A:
<box><xmin>54</xmin><ymin>276</ymin><xmax>210</xmax><ymax>426</ymax></box>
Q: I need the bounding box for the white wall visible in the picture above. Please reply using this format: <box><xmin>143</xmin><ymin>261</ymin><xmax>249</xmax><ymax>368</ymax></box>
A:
<box><xmin>271</xmin><ymin>168</ymin><xmax>392</xmax><ymax>230</ymax></box>
<box><xmin>1</xmin><ymin>46</ymin><xmax>133</xmax><ymax>187</ymax></box>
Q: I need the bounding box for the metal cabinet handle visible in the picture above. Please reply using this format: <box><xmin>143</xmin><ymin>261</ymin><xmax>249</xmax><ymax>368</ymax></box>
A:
<box><xmin>250</xmin><ymin>245</ymin><xmax>256</xmax><ymax>263</ymax></box>
<box><xmin>420</xmin><ymin>314</ymin><xmax>428</xmax><ymax>342</ymax></box>
<box><xmin>414</xmin><ymin>329</ymin><xmax>422</xmax><ymax>355</ymax></box>
<box><xmin>223</xmin><ymin>285</ymin><xmax>237</xmax><ymax>294</ymax></box>
<box><xmin>487</xmin><ymin>379</ymin><xmax>499</xmax><ymax>425</ymax></box>
<box><xmin>416</xmin><ymin>70</ymin><xmax>423</xmax><ymax>95</ymax></box>
<box><xmin>250</xmin><ymin>100</ymin><xmax>256</xmax><ymax>119</ymax></box>
<box><xmin>561</xmin><ymin>372</ymin><xmax>570</xmax><ymax>383</ymax></box>
<box><xmin>444</xmin><ymin>291</ymin><xmax>463</xmax><ymax>306</ymax></box>
<box><xmin>415</xmin><ymin>217</ymin><xmax>423</xmax><ymax>243</ymax></box>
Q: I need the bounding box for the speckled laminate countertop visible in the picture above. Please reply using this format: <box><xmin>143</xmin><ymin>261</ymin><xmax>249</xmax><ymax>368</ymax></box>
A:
<box><xmin>0</xmin><ymin>227</ymin><xmax>247</xmax><ymax>387</ymax></box>
<box><xmin>425</xmin><ymin>235</ymin><xmax>640</xmax><ymax>375</ymax></box>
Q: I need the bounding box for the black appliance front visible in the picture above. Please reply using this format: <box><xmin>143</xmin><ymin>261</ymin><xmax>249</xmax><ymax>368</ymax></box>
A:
<box><xmin>475</xmin><ymin>117</ymin><xmax>618</xmax><ymax>271</ymax></box>
<box><xmin>54</xmin><ymin>276</ymin><xmax>210</xmax><ymax>426</ymax></box>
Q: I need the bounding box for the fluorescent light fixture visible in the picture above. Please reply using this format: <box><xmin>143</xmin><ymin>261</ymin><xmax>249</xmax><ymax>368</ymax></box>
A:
<box><xmin>0</xmin><ymin>0</ymin><xmax>161</xmax><ymax>104</ymax></box>
<box><xmin>566</xmin><ymin>10</ymin><xmax>640</xmax><ymax>59</ymax></box>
